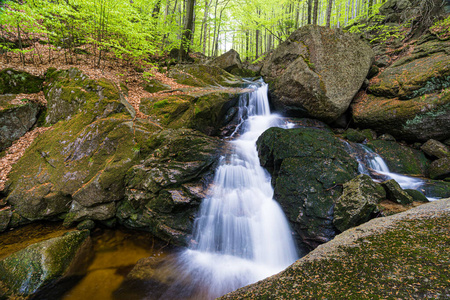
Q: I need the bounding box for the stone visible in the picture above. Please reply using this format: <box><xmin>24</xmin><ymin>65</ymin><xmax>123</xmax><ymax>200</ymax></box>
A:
<box><xmin>0</xmin><ymin>230</ymin><xmax>92</xmax><ymax>298</ymax></box>
<box><xmin>366</xmin><ymin>140</ymin><xmax>429</xmax><ymax>176</ymax></box>
<box><xmin>117</xmin><ymin>128</ymin><xmax>222</xmax><ymax>246</ymax></box>
<box><xmin>333</xmin><ymin>174</ymin><xmax>386</xmax><ymax>232</ymax></box>
<box><xmin>142</xmin><ymin>79</ymin><xmax>171</xmax><ymax>93</ymax></box>
<box><xmin>429</xmin><ymin>157</ymin><xmax>450</xmax><ymax>180</ymax></box>
<box><xmin>257</xmin><ymin>127</ymin><xmax>358</xmax><ymax>249</ymax></box>
<box><xmin>140</xmin><ymin>88</ymin><xmax>247</xmax><ymax>136</ymax></box>
<box><xmin>352</xmin><ymin>40</ymin><xmax>450</xmax><ymax>142</ymax></box>
<box><xmin>209</xmin><ymin>49</ymin><xmax>243</xmax><ymax>73</ymax></box>
<box><xmin>0</xmin><ymin>68</ymin><xmax>44</xmax><ymax>95</ymax></box>
<box><xmin>0</xmin><ymin>209</ymin><xmax>12</xmax><ymax>232</ymax></box>
<box><xmin>343</xmin><ymin>128</ymin><xmax>366</xmax><ymax>143</ymax></box>
<box><xmin>421</xmin><ymin>139</ymin><xmax>450</xmax><ymax>159</ymax></box>
<box><xmin>261</xmin><ymin>25</ymin><xmax>373</xmax><ymax>122</ymax></box>
<box><xmin>381</xmin><ymin>179</ymin><xmax>414</xmax><ymax>205</ymax></box>
<box><xmin>76</xmin><ymin>219</ymin><xmax>95</xmax><ymax>230</ymax></box>
<box><xmin>168</xmin><ymin>64</ymin><xmax>242</xmax><ymax>87</ymax></box>
<box><xmin>378</xmin><ymin>133</ymin><xmax>396</xmax><ymax>141</ymax></box>
<box><xmin>404</xmin><ymin>189</ymin><xmax>429</xmax><ymax>202</ymax></box>
<box><xmin>0</xmin><ymin>99</ymin><xmax>40</xmax><ymax>151</ymax></box>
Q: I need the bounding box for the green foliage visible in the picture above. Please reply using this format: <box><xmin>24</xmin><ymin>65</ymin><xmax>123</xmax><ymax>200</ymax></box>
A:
<box><xmin>430</xmin><ymin>15</ymin><xmax>450</xmax><ymax>40</ymax></box>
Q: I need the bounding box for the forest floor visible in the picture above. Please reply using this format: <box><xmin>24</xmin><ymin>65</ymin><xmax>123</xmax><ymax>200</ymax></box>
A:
<box><xmin>0</xmin><ymin>43</ymin><xmax>194</xmax><ymax>191</ymax></box>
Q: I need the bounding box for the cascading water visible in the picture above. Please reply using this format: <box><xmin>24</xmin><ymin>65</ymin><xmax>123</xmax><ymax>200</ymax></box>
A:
<box><xmin>158</xmin><ymin>82</ymin><xmax>298</xmax><ymax>299</ymax></box>
<box><xmin>344</xmin><ymin>142</ymin><xmax>439</xmax><ymax>201</ymax></box>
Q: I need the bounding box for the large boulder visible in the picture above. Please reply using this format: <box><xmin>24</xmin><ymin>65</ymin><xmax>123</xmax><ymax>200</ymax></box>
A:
<box><xmin>381</xmin><ymin>179</ymin><xmax>414</xmax><ymax>205</ymax></box>
<box><xmin>0</xmin><ymin>96</ymin><xmax>40</xmax><ymax>151</ymax></box>
<box><xmin>4</xmin><ymin>69</ymin><xmax>158</xmax><ymax>228</ymax></box>
<box><xmin>261</xmin><ymin>25</ymin><xmax>373</xmax><ymax>122</ymax></box>
<box><xmin>0</xmin><ymin>68</ymin><xmax>44</xmax><ymax>95</ymax></box>
<box><xmin>140</xmin><ymin>88</ymin><xmax>248</xmax><ymax>136</ymax></box>
<box><xmin>117</xmin><ymin>128</ymin><xmax>222</xmax><ymax>246</ymax></box>
<box><xmin>352</xmin><ymin>38</ymin><xmax>450</xmax><ymax>142</ymax></box>
<box><xmin>257</xmin><ymin>126</ymin><xmax>359</xmax><ymax>249</ymax></box>
<box><xmin>333</xmin><ymin>174</ymin><xmax>386</xmax><ymax>232</ymax></box>
<box><xmin>209</xmin><ymin>49</ymin><xmax>242</xmax><ymax>73</ymax></box>
<box><xmin>0</xmin><ymin>230</ymin><xmax>92</xmax><ymax>298</ymax></box>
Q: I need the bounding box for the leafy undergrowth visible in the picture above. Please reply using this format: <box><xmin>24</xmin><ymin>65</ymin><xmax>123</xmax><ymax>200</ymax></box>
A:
<box><xmin>236</xmin><ymin>216</ymin><xmax>450</xmax><ymax>299</ymax></box>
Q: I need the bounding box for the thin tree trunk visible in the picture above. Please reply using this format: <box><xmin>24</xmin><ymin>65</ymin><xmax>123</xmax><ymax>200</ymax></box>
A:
<box><xmin>307</xmin><ymin>0</ymin><xmax>313</xmax><ymax>24</ymax></box>
<box><xmin>180</xmin><ymin>0</ymin><xmax>195</xmax><ymax>60</ymax></box>
<box><xmin>313</xmin><ymin>0</ymin><xmax>319</xmax><ymax>25</ymax></box>
<box><xmin>326</xmin><ymin>0</ymin><xmax>333</xmax><ymax>27</ymax></box>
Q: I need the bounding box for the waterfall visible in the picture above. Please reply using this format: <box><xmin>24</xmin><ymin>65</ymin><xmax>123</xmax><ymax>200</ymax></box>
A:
<box><xmin>344</xmin><ymin>142</ymin><xmax>439</xmax><ymax>201</ymax></box>
<box><xmin>160</xmin><ymin>82</ymin><xmax>298</xmax><ymax>299</ymax></box>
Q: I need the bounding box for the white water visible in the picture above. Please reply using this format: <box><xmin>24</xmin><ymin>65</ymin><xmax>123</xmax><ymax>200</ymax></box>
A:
<box><xmin>346</xmin><ymin>142</ymin><xmax>439</xmax><ymax>201</ymax></box>
<box><xmin>172</xmin><ymin>82</ymin><xmax>298</xmax><ymax>299</ymax></box>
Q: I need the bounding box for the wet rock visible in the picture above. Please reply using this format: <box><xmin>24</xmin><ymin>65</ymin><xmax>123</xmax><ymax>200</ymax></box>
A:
<box><xmin>333</xmin><ymin>174</ymin><xmax>386</xmax><ymax>232</ymax></box>
<box><xmin>343</xmin><ymin>128</ymin><xmax>367</xmax><ymax>143</ymax></box>
<box><xmin>0</xmin><ymin>68</ymin><xmax>43</xmax><ymax>95</ymax></box>
<box><xmin>421</xmin><ymin>139</ymin><xmax>450</xmax><ymax>159</ymax></box>
<box><xmin>118</xmin><ymin>128</ymin><xmax>222</xmax><ymax>246</ymax></box>
<box><xmin>381</xmin><ymin>179</ymin><xmax>414</xmax><ymax>205</ymax></box>
<box><xmin>0</xmin><ymin>98</ymin><xmax>40</xmax><ymax>151</ymax></box>
<box><xmin>0</xmin><ymin>230</ymin><xmax>92</xmax><ymax>298</ymax></box>
<box><xmin>404</xmin><ymin>189</ymin><xmax>429</xmax><ymax>202</ymax></box>
<box><xmin>76</xmin><ymin>219</ymin><xmax>95</xmax><ymax>230</ymax></box>
<box><xmin>257</xmin><ymin>127</ymin><xmax>358</xmax><ymax>249</ymax></box>
<box><xmin>261</xmin><ymin>25</ymin><xmax>373</xmax><ymax>122</ymax></box>
<box><xmin>429</xmin><ymin>157</ymin><xmax>450</xmax><ymax>180</ymax></box>
<box><xmin>0</xmin><ymin>209</ymin><xmax>12</xmax><ymax>232</ymax></box>
<box><xmin>366</xmin><ymin>140</ymin><xmax>429</xmax><ymax>176</ymax></box>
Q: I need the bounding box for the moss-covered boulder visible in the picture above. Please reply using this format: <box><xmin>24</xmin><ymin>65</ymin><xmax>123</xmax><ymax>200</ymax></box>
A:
<box><xmin>140</xmin><ymin>88</ymin><xmax>248</xmax><ymax>136</ymax></box>
<box><xmin>0</xmin><ymin>69</ymin><xmax>44</xmax><ymax>95</ymax></box>
<box><xmin>352</xmin><ymin>38</ymin><xmax>450</xmax><ymax>142</ymax></box>
<box><xmin>168</xmin><ymin>64</ymin><xmax>242</xmax><ymax>87</ymax></box>
<box><xmin>44</xmin><ymin>67</ymin><xmax>135</xmax><ymax>125</ymax></box>
<box><xmin>261</xmin><ymin>25</ymin><xmax>373</xmax><ymax>122</ymax></box>
<box><xmin>333</xmin><ymin>174</ymin><xmax>386</xmax><ymax>232</ymax></box>
<box><xmin>366</xmin><ymin>139</ymin><xmax>429</xmax><ymax>176</ymax></box>
<box><xmin>117</xmin><ymin>128</ymin><xmax>222</xmax><ymax>246</ymax></box>
<box><xmin>421</xmin><ymin>139</ymin><xmax>450</xmax><ymax>159</ymax></box>
<box><xmin>209</xmin><ymin>49</ymin><xmax>242</xmax><ymax>73</ymax></box>
<box><xmin>257</xmin><ymin>127</ymin><xmax>359</xmax><ymax>249</ymax></box>
<box><xmin>429</xmin><ymin>157</ymin><xmax>450</xmax><ymax>180</ymax></box>
<box><xmin>142</xmin><ymin>79</ymin><xmax>171</xmax><ymax>93</ymax></box>
<box><xmin>0</xmin><ymin>210</ymin><xmax>12</xmax><ymax>232</ymax></box>
<box><xmin>0</xmin><ymin>96</ymin><xmax>40</xmax><ymax>151</ymax></box>
<box><xmin>0</xmin><ymin>230</ymin><xmax>92</xmax><ymax>298</ymax></box>
<box><xmin>4</xmin><ymin>69</ymin><xmax>159</xmax><ymax>227</ymax></box>
<box><xmin>382</xmin><ymin>179</ymin><xmax>414</xmax><ymax>205</ymax></box>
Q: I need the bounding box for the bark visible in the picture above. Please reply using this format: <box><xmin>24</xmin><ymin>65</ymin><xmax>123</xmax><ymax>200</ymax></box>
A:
<box><xmin>326</xmin><ymin>0</ymin><xmax>333</xmax><ymax>27</ymax></box>
<box><xmin>180</xmin><ymin>0</ymin><xmax>195</xmax><ymax>61</ymax></box>
<box><xmin>313</xmin><ymin>0</ymin><xmax>319</xmax><ymax>25</ymax></box>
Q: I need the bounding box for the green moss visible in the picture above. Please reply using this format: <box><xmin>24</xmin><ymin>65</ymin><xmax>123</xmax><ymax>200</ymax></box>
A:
<box><xmin>0</xmin><ymin>69</ymin><xmax>44</xmax><ymax>95</ymax></box>
<box><xmin>153</xmin><ymin>99</ymin><xmax>169</xmax><ymax>108</ymax></box>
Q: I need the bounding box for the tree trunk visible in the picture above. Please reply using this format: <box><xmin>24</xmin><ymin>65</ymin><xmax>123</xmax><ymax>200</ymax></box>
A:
<box><xmin>326</xmin><ymin>0</ymin><xmax>333</xmax><ymax>27</ymax></box>
<box><xmin>307</xmin><ymin>0</ymin><xmax>313</xmax><ymax>24</ymax></box>
<box><xmin>152</xmin><ymin>0</ymin><xmax>162</xmax><ymax>19</ymax></box>
<box><xmin>180</xmin><ymin>0</ymin><xmax>195</xmax><ymax>61</ymax></box>
<box><xmin>313</xmin><ymin>0</ymin><xmax>319</xmax><ymax>25</ymax></box>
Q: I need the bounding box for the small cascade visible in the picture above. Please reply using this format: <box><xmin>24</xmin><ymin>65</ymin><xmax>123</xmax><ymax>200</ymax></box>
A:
<box><xmin>155</xmin><ymin>81</ymin><xmax>298</xmax><ymax>300</ymax></box>
<box><xmin>344</xmin><ymin>142</ymin><xmax>439</xmax><ymax>200</ymax></box>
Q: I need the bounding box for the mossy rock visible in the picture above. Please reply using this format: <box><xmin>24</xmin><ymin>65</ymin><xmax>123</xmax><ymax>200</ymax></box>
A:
<box><xmin>404</xmin><ymin>189</ymin><xmax>429</xmax><ymax>202</ymax></box>
<box><xmin>0</xmin><ymin>230</ymin><xmax>92</xmax><ymax>298</ymax></box>
<box><xmin>333</xmin><ymin>174</ymin><xmax>386</xmax><ymax>232</ymax></box>
<box><xmin>142</xmin><ymin>79</ymin><xmax>171</xmax><ymax>93</ymax></box>
<box><xmin>140</xmin><ymin>88</ymin><xmax>245</xmax><ymax>136</ymax></box>
<box><xmin>118</xmin><ymin>128</ymin><xmax>221</xmax><ymax>246</ymax></box>
<box><xmin>257</xmin><ymin>126</ymin><xmax>359</xmax><ymax>249</ymax></box>
<box><xmin>43</xmin><ymin>67</ymin><xmax>135</xmax><ymax>126</ymax></box>
<box><xmin>343</xmin><ymin>128</ymin><xmax>367</xmax><ymax>143</ymax></box>
<box><xmin>168</xmin><ymin>64</ymin><xmax>242</xmax><ymax>87</ymax></box>
<box><xmin>429</xmin><ymin>157</ymin><xmax>450</xmax><ymax>180</ymax></box>
<box><xmin>366</xmin><ymin>140</ymin><xmax>430</xmax><ymax>176</ymax></box>
<box><xmin>0</xmin><ymin>100</ymin><xmax>40</xmax><ymax>151</ymax></box>
<box><xmin>0</xmin><ymin>69</ymin><xmax>44</xmax><ymax>95</ymax></box>
<box><xmin>4</xmin><ymin>70</ymin><xmax>159</xmax><ymax>228</ymax></box>
<box><xmin>381</xmin><ymin>179</ymin><xmax>414</xmax><ymax>205</ymax></box>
